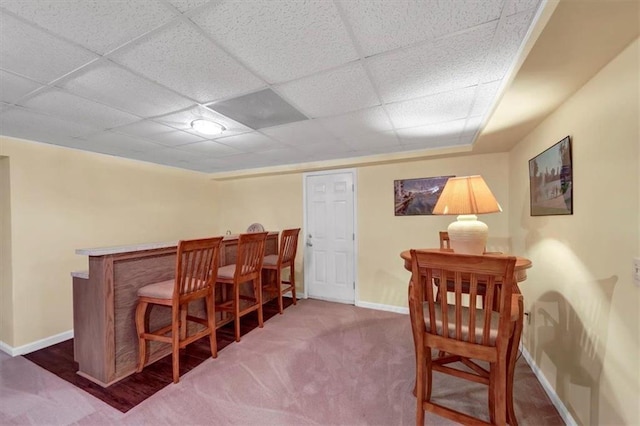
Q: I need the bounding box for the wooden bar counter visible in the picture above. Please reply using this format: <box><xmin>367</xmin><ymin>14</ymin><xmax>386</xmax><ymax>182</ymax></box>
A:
<box><xmin>73</xmin><ymin>232</ymin><xmax>278</xmax><ymax>387</ymax></box>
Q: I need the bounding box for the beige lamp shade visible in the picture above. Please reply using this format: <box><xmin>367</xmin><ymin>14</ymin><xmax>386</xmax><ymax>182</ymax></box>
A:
<box><xmin>433</xmin><ymin>175</ymin><xmax>502</xmax><ymax>215</ymax></box>
<box><xmin>433</xmin><ymin>176</ymin><xmax>502</xmax><ymax>255</ymax></box>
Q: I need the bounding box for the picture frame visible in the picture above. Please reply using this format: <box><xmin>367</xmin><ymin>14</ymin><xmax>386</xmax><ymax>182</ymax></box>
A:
<box><xmin>528</xmin><ymin>136</ymin><xmax>573</xmax><ymax>216</ymax></box>
<box><xmin>394</xmin><ymin>175</ymin><xmax>453</xmax><ymax>216</ymax></box>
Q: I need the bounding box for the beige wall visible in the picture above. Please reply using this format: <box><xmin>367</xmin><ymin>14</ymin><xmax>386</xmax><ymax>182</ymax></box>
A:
<box><xmin>215</xmin><ymin>153</ymin><xmax>510</xmax><ymax>308</ymax></box>
<box><xmin>509</xmin><ymin>38</ymin><xmax>639</xmax><ymax>425</ymax></box>
<box><xmin>0</xmin><ymin>138</ymin><xmax>219</xmax><ymax>347</ymax></box>
<box><xmin>216</xmin><ymin>172</ymin><xmax>305</xmax><ymax>286</ymax></box>
<box><xmin>0</xmin><ymin>156</ymin><xmax>12</xmax><ymax>345</ymax></box>
<box><xmin>357</xmin><ymin>153</ymin><xmax>510</xmax><ymax>307</ymax></box>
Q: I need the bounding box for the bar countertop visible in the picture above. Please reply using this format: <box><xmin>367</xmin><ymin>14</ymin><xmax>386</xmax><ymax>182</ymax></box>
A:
<box><xmin>76</xmin><ymin>232</ymin><xmax>277</xmax><ymax>257</ymax></box>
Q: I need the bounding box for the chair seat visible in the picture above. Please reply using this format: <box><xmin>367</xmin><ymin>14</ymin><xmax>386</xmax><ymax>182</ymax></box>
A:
<box><xmin>263</xmin><ymin>254</ymin><xmax>279</xmax><ymax>266</ymax></box>
<box><xmin>217</xmin><ymin>264</ymin><xmax>236</xmax><ymax>279</ymax></box>
<box><xmin>423</xmin><ymin>302</ymin><xmax>499</xmax><ymax>345</ymax></box>
<box><xmin>137</xmin><ymin>279</ymin><xmax>174</xmax><ymax>299</ymax></box>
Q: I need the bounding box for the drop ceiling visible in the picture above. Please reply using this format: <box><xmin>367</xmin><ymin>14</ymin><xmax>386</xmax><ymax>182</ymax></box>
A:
<box><xmin>0</xmin><ymin>0</ymin><xmax>632</xmax><ymax>175</ymax></box>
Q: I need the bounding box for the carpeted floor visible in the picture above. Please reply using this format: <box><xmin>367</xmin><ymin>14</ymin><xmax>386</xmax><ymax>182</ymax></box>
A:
<box><xmin>2</xmin><ymin>299</ymin><xmax>564</xmax><ymax>425</ymax></box>
<box><xmin>21</xmin><ymin>298</ymin><xmax>292</xmax><ymax>412</ymax></box>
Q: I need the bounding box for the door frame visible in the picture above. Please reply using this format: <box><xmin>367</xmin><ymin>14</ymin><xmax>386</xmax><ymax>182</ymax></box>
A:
<box><xmin>302</xmin><ymin>168</ymin><xmax>358</xmax><ymax>304</ymax></box>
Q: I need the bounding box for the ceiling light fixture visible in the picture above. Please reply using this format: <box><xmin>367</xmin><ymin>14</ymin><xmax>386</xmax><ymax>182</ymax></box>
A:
<box><xmin>190</xmin><ymin>119</ymin><xmax>225</xmax><ymax>136</ymax></box>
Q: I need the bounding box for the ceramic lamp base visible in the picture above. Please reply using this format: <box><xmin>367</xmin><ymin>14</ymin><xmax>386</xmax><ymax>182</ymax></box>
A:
<box><xmin>447</xmin><ymin>214</ymin><xmax>488</xmax><ymax>255</ymax></box>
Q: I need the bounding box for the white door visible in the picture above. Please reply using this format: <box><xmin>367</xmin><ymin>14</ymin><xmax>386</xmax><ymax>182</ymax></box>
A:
<box><xmin>304</xmin><ymin>169</ymin><xmax>356</xmax><ymax>304</ymax></box>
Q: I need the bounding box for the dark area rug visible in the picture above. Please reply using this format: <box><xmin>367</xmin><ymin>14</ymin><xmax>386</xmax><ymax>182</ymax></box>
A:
<box><xmin>23</xmin><ymin>298</ymin><xmax>292</xmax><ymax>413</ymax></box>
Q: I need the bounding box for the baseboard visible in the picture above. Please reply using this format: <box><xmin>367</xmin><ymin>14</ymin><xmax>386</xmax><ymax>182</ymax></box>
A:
<box><xmin>355</xmin><ymin>300</ymin><xmax>409</xmax><ymax>315</ymax></box>
<box><xmin>0</xmin><ymin>329</ymin><xmax>74</xmax><ymax>357</ymax></box>
<box><xmin>520</xmin><ymin>345</ymin><xmax>576</xmax><ymax>426</ymax></box>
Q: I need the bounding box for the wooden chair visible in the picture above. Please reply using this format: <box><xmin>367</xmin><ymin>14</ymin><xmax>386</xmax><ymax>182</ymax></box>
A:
<box><xmin>135</xmin><ymin>236</ymin><xmax>223</xmax><ymax>384</ymax></box>
<box><xmin>215</xmin><ymin>231</ymin><xmax>267</xmax><ymax>342</ymax></box>
<box><xmin>438</xmin><ymin>230</ymin><xmax>487</xmax><ymax>307</ymax></box>
<box><xmin>438</xmin><ymin>231</ymin><xmax>450</xmax><ymax>249</ymax></box>
<box><xmin>409</xmin><ymin>249</ymin><xmax>521</xmax><ymax>425</ymax></box>
<box><xmin>262</xmin><ymin>228</ymin><xmax>300</xmax><ymax>314</ymax></box>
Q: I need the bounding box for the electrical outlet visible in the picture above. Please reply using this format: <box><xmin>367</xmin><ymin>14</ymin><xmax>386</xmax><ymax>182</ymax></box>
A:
<box><xmin>633</xmin><ymin>257</ymin><xmax>640</xmax><ymax>287</ymax></box>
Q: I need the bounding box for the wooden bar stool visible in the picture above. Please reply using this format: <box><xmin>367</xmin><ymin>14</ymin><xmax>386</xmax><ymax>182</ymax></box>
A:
<box><xmin>262</xmin><ymin>228</ymin><xmax>300</xmax><ymax>314</ymax></box>
<box><xmin>135</xmin><ymin>236</ymin><xmax>223</xmax><ymax>384</ymax></box>
<box><xmin>215</xmin><ymin>232</ymin><xmax>267</xmax><ymax>342</ymax></box>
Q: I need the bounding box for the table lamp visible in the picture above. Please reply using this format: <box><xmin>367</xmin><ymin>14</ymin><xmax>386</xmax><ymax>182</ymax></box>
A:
<box><xmin>432</xmin><ymin>175</ymin><xmax>502</xmax><ymax>255</ymax></box>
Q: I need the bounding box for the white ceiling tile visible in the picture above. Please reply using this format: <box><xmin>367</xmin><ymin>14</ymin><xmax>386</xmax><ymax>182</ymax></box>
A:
<box><xmin>192</xmin><ymin>0</ymin><xmax>358</xmax><ymax>83</ymax></box>
<box><xmin>276</xmin><ymin>63</ymin><xmax>379</xmax><ymax>118</ymax></box>
<box><xmin>0</xmin><ymin>0</ymin><xmax>176</xmax><ymax>54</ymax></box>
<box><xmin>249</xmin><ymin>147</ymin><xmax>306</xmax><ymax>163</ymax></box>
<box><xmin>21</xmin><ymin>88</ymin><xmax>140</xmax><ymax>129</ymax></box>
<box><xmin>60</xmin><ymin>61</ymin><xmax>195</xmax><ymax>118</ymax></box>
<box><xmin>504</xmin><ymin>0</ymin><xmax>541</xmax><ymax>16</ymax></box>
<box><xmin>81</xmin><ymin>131</ymin><xmax>165</xmax><ymax>153</ymax></box>
<box><xmin>396</xmin><ymin>119</ymin><xmax>466</xmax><ymax>145</ymax></box>
<box><xmin>0</xmin><ymin>13</ymin><xmax>97</xmax><ymax>83</ymax></box>
<box><xmin>0</xmin><ymin>1</ymin><xmax>542</xmax><ymax>173</ymax></box>
<box><xmin>470</xmin><ymin>81</ymin><xmax>501</xmax><ymax>117</ymax></box>
<box><xmin>294</xmin><ymin>140</ymin><xmax>353</xmax><ymax>155</ymax></box>
<box><xmin>368</xmin><ymin>23</ymin><xmax>496</xmax><ymax>103</ymax></box>
<box><xmin>386</xmin><ymin>86</ymin><xmax>476</xmax><ymax>129</ymax></box>
<box><xmin>339</xmin><ymin>0</ymin><xmax>503</xmax><ymax>57</ymax></box>
<box><xmin>177</xmin><ymin>140</ymin><xmax>244</xmax><ymax>157</ymax></box>
<box><xmin>318</xmin><ymin>106</ymin><xmax>393</xmax><ymax>139</ymax></box>
<box><xmin>125</xmin><ymin>146</ymin><xmax>204</xmax><ymax>165</ymax></box>
<box><xmin>0</xmin><ymin>70</ymin><xmax>43</xmax><ymax>103</ymax></box>
<box><xmin>153</xmin><ymin>105</ymin><xmax>252</xmax><ymax>137</ymax></box>
<box><xmin>111</xmin><ymin>20</ymin><xmax>265</xmax><ymax>103</ymax></box>
<box><xmin>215</xmin><ymin>132</ymin><xmax>286</xmax><ymax>153</ymax></box>
<box><xmin>113</xmin><ymin>120</ymin><xmax>206</xmax><ymax>147</ymax></box>
<box><xmin>342</xmin><ymin>130</ymin><xmax>400</xmax><ymax>150</ymax></box>
<box><xmin>166</xmin><ymin>0</ymin><xmax>210</xmax><ymax>14</ymax></box>
<box><xmin>461</xmin><ymin>115</ymin><xmax>484</xmax><ymax>142</ymax></box>
<box><xmin>399</xmin><ymin>135</ymin><xmax>466</xmax><ymax>152</ymax></box>
<box><xmin>482</xmin><ymin>10</ymin><xmax>537</xmax><ymax>83</ymax></box>
<box><xmin>261</xmin><ymin>120</ymin><xmax>338</xmax><ymax>146</ymax></box>
<box><xmin>0</xmin><ymin>108</ymin><xmax>100</xmax><ymax>142</ymax></box>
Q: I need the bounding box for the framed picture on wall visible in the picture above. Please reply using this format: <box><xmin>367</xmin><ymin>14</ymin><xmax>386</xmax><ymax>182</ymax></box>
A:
<box><xmin>528</xmin><ymin>135</ymin><xmax>573</xmax><ymax>216</ymax></box>
<box><xmin>394</xmin><ymin>175</ymin><xmax>453</xmax><ymax>216</ymax></box>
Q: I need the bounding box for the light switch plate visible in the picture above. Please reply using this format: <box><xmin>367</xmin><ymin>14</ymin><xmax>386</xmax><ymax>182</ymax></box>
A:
<box><xmin>633</xmin><ymin>257</ymin><xmax>640</xmax><ymax>286</ymax></box>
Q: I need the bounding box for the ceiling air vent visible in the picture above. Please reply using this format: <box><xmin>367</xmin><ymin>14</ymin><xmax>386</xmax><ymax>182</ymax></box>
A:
<box><xmin>206</xmin><ymin>88</ymin><xmax>308</xmax><ymax>130</ymax></box>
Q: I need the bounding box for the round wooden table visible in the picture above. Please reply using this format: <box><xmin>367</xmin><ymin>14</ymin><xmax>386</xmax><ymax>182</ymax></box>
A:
<box><xmin>400</xmin><ymin>248</ymin><xmax>532</xmax><ymax>425</ymax></box>
<box><xmin>399</xmin><ymin>249</ymin><xmax>532</xmax><ymax>280</ymax></box>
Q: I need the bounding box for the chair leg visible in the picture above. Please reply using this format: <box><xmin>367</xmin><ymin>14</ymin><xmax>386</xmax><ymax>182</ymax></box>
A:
<box><xmin>135</xmin><ymin>301</ymin><xmax>148</xmax><ymax>373</ymax></box>
<box><xmin>276</xmin><ymin>268</ymin><xmax>284</xmax><ymax>314</ymax></box>
<box><xmin>172</xmin><ymin>306</ymin><xmax>180</xmax><ymax>384</ymax></box>
<box><xmin>290</xmin><ymin>264</ymin><xmax>297</xmax><ymax>305</ymax></box>
<box><xmin>234</xmin><ymin>284</ymin><xmax>241</xmax><ymax>342</ymax></box>
<box><xmin>206</xmin><ymin>293</ymin><xmax>217</xmax><ymax>359</ymax></box>
<box><xmin>256</xmin><ymin>277</ymin><xmax>264</xmax><ymax>328</ymax></box>
<box><xmin>179</xmin><ymin>306</ymin><xmax>187</xmax><ymax>341</ymax></box>
<box><xmin>495</xmin><ymin>359</ymin><xmax>508</xmax><ymax>426</ymax></box>
<box><xmin>425</xmin><ymin>348</ymin><xmax>432</xmax><ymax>401</ymax></box>
<box><xmin>506</xmin><ymin>298</ymin><xmax>524</xmax><ymax>426</ymax></box>
<box><xmin>415</xmin><ymin>339</ymin><xmax>426</xmax><ymax>426</ymax></box>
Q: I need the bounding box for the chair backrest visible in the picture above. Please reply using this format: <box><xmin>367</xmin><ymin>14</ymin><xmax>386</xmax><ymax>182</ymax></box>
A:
<box><xmin>409</xmin><ymin>250</ymin><xmax>516</xmax><ymax>353</ymax></box>
<box><xmin>278</xmin><ymin>228</ymin><xmax>300</xmax><ymax>267</ymax></box>
<box><xmin>235</xmin><ymin>232</ymin><xmax>268</xmax><ymax>280</ymax></box>
<box><xmin>439</xmin><ymin>231</ymin><xmax>450</xmax><ymax>249</ymax></box>
<box><xmin>175</xmin><ymin>236</ymin><xmax>223</xmax><ymax>299</ymax></box>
